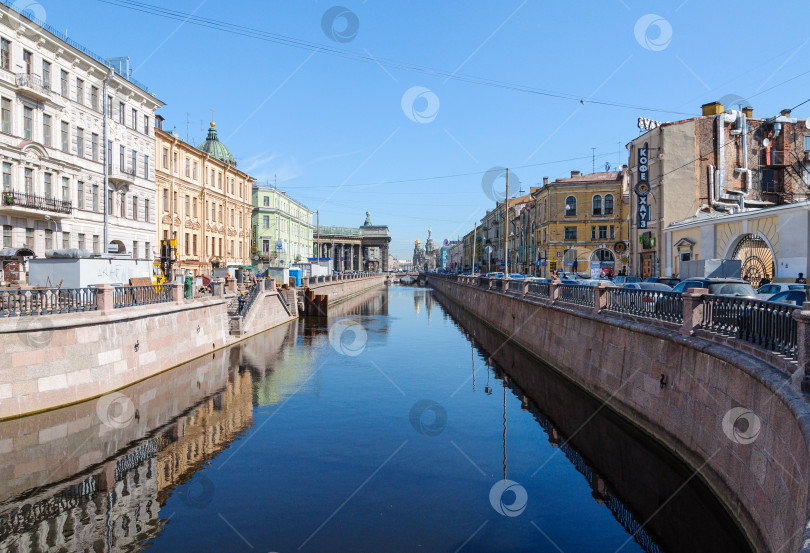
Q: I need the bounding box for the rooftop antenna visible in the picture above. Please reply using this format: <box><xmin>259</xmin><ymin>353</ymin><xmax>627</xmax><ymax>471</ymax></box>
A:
<box><xmin>185</xmin><ymin>113</ymin><xmax>190</xmax><ymax>142</ymax></box>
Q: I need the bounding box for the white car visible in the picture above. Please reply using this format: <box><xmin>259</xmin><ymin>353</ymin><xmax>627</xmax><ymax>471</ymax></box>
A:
<box><xmin>756</xmin><ymin>283</ymin><xmax>809</xmax><ymax>300</ymax></box>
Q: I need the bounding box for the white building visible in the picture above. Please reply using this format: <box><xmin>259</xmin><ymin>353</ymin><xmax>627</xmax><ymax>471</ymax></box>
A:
<box><xmin>0</xmin><ymin>3</ymin><xmax>163</xmax><ymax>279</ymax></box>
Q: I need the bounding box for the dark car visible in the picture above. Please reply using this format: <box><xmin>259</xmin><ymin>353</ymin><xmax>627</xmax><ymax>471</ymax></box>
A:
<box><xmin>643</xmin><ymin>276</ymin><xmax>681</xmax><ymax>287</ymax></box>
<box><xmin>671</xmin><ymin>278</ymin><xmax>759</xmax><ymax>298</ymax></box>
<box><xmin>767</xmin><ymin>290</ymin><xmax>808</xmax><ymax>306</ymax></box>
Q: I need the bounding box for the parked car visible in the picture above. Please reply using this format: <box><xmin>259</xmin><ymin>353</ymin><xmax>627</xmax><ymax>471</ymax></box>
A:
<box><xmin>612</xmin><ymin>276</ymin><xmax>642</xmax><ymax>286</ymax></box>
<box><xmin>756</xmin><ymin>283</ymin><xmax>795</xmax><ymax>300</ymax></box>
<box><xmin>623</xmin><ymin>282</ymin><xmax>673</xmax><ymax>291</ymax></box>
<box><xmin>507</xmin><ymin>273</ymin><xmax>526</xmax><ymax>280</ymax></box>
<box><xmin>526</xmin><ymin>277</ymin><xmax>551</xmax><ymax>283</ymax></box>
<box><xmin>766</xmin><ymin>290</ymin><xmax>808</xmax><ymax>306</ymax></box>
<box><xmin>485</xmin><ymin>272</ymin><xmax>504</xmax><ymax>279</ymax></box>
<box><xmin>643</xmin><ymin>276</ymin><xmax>681</xmax><ymax>287</ymax></box>
<box><xmin>671</xmin><ymin>278</ymin><xmax>759</xmax><ymax>298</ymax></box>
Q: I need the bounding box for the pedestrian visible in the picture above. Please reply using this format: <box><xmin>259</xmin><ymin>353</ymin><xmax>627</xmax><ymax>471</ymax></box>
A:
<box><xmin>237</xmin><ymin>291</ymin><xmax>246</xmax><ymax>315</ymax></box>
<box><xmin>797</xmin><ymin>273</ymin><xmax>807</xmax><ymax>284</ymax></box>
<box><xmin>759</xmin><ymin>275</ymin><xmax>771</xmax><ymax>286</ymax></box>
<box><xmin>551</xmin><ymin>270</ymin><xmax>561</xmax><ymax>284</ymax></box>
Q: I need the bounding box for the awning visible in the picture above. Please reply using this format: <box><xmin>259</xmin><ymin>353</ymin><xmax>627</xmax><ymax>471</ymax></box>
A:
<box><xmin>0</xmin><ymin>248</ymin><xmax>35</xmax><ymax>258</ymax></box>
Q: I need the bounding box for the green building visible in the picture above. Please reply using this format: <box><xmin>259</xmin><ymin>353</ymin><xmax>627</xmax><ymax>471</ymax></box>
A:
<box><xmin>252</xmin><ymin>186</ymin><xmax>314</xmax><ymax>268</ymax></box>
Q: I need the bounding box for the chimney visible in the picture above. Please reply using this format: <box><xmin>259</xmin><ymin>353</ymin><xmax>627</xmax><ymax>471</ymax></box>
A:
<box><xmin>742</xmin><ymin>106</ymin><xmax>753</xmax><ymax>118</ymax></box>
<box><xmin>542</xmin><ymin>177</ymin><xmax>549</xmax><ymax>185</ymax></box>
<box><xmin>570</xmin><ymin>170</ymin><xmax>580</xmax><ymax>178</ymax></box>
<box><xmin>781</xmin><ymin>108</ymin><xmax>792</xmax><ymax>118</ymax></box>
<box><xmin>702</xmin><ymin>101</ymin><xmax>724</xmax><ymax>116</ymax></box>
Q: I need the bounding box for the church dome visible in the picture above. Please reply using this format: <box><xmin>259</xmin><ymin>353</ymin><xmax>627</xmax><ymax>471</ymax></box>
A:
<box><xmin>198</xmin><ymin>119</ymin><xmax>236</xmax><ymax>167</ymax></box>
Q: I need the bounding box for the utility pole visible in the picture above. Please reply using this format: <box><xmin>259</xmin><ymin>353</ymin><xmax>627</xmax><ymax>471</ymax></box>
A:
<box><xmin>102</xmin><ymin>66</ymin><xmax>113</xmax><ymax>256</ymax></box>
<box><xmin>592</xmin><ymin>147</ymin><xmax>596</xmax><ymax>173</ymax></box>
<box><xmin>316</xmin><ymin>209</ymin><xmax>320</xmax><ymax>261</ymax></box>
<box><xmin>472</xmin><ymin>220</ymin><xmax>477</xmax><ymax>273</ymax></box>
<box><xmin>504</xmin><ymin>168</ymin><xmax>509</xmax><ymax>275</ymax></box>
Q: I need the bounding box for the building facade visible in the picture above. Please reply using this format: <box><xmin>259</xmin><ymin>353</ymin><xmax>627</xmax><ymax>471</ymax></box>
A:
<box><xmin>0</xmin><ymin>3</ymin><xmax>163</xmax><ymax>280</ymax></box>
<box><xmin>154</xmin><ymin>121</ymin><xmax>254</xmax><ymax>276</ymax></box>
<box><xmin>313</xmin><ymin>214</ymin><xmax>390</xmax><ymax>272</ymax></box>
<box><xmin>252</xmin><ymin>186</ymin><xmax>313</xmax><ymax>268</ymax></box>
<box><xmin>532</xmin><ymin>170</ymin><xmax>629</xmax><ymax>278</ymax></box>
<box><xmin>627</xmin><ymin>101</ymin><xmax>810</xmax><ymax>278</ymax></box>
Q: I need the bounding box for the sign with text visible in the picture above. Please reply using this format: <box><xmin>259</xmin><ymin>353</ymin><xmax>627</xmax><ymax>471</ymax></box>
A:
<box><xmin>637</xmin><ymin>142</ymin><xmax>649</xmax><ymax>229</ymax></box>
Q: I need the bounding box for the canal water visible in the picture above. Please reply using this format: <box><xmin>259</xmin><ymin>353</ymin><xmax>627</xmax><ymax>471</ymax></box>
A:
<box><xmin>0</xmin><ymin>286</ymin><xmax>751</xmax><ymax>553</ymax></box>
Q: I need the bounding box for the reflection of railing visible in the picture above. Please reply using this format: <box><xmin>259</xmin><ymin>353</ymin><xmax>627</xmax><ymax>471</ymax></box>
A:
<box><xmin>2</xmin><ymin>190</ymin><xmax>72</xmax><ymax>214</ymax></box>
<box><xmin>700</xmin><ymin>295</ymin><xmax>798</xmax><ymax>358</ymax></box>
<box><xmin>113</xmin><ymin>285</ymin><xmax>172</xmax><ymax>308</ymax></box>
<box><xmin>557</xmin><ymin>284</ymin><xmax>594</xmax><ymax>307</ymax></box>
<box><xmin>605</xmin><ymin>288</ymin><xmax>683</xmax><ymax>324</ymax></box>
<box><xmin>0</xmin><ymin>287</ymin><xmax>97</xmax><ymax>317</ymax></box>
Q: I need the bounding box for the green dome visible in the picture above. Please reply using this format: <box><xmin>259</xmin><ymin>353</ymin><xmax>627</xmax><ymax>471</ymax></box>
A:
<box><xmin>198</xmin><ymin>122</ymin><xmax>236</xmax><ymax>167</ymax></box>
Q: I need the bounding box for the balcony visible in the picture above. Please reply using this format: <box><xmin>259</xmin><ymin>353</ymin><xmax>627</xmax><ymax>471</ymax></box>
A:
<box><xmin>15</xmin><ymin>73</ymin><xmax>51</xmax><ymax>102</ymax></box>
<box><xmin>2</xmin><ymin>191</ymin><xmax>72</xmax><ymax>215</ymax></box>
<box><xmin>108</xmin><ymin>165</ymin><xmax>136</xmax><ymax>187</ymax></box>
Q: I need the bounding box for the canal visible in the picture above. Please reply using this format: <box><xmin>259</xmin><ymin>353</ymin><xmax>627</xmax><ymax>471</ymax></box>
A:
<box><xmin>0</xmin><ymin>286</ymin><xmax>751</xmax><ymax>553</ymax></box>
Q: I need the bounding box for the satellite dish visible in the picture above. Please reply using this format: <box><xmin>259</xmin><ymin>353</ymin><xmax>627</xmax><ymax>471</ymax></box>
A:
<box><xmin>762</xmin><ymin>138</ymin><xmax>770</xmax><ymax>147</ymax></box>
<box><xmin>805</xmin><ymin>118</ymin><xmax>810</xmax><ymax>130</ymax></box>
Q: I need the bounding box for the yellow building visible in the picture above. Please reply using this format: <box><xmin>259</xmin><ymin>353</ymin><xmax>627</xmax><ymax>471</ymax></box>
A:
<box><xmin>532</xmin><ymin>170</ymin><xmax>630</xmax><ymax>277</ymax></box>
<box><xmin>155</xmin><ymin>117</ymin><xmax>255</xmax><ymax>276</ymax></box>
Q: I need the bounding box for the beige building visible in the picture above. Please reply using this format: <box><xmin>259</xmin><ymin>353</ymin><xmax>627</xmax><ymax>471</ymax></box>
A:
<box><xmin>155</xmin><ymin>118</ymin><xmax>254</xmax><ymax>276</ymax></box>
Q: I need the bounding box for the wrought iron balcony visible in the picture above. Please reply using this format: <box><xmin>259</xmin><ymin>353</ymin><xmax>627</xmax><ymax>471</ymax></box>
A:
<box><xmin>108</xmin><ymin>165</ymin><xmax>136</xmax><ymax>186</ymax></box>
<box><xmin>15</xmin><ymin>73</ymin><xmax>51</xmax><ymax>101</ymax></box>
<box><xmin>1</xmin><ymin>190</ymin><xmax>72</xmax><ymax>214</ymax></box>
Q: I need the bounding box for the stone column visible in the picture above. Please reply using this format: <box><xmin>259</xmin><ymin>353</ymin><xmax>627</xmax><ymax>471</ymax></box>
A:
<box><xmin>96</xmin><ymin>284</ymin><xmax>114</xmax><ymax>315</ymax></box>
<box><xmin>680</xmin><ymin>288</ymin><xmax>708</xmax><ymax>336</ymax></box>
<box><xmin>592</xmin><ymin>283</ymin><xmax>609</xmax><ymax>314</ymax></box>
<box><xmin>549</xmin><ymin>282</ymin><xmax>560</xmax><ymax>304</ymax></box>
<box><xmin>793</xmin><ymin>303</ymin><xmax>810</xmax><ymax>390</ymax></box>
<box><xmin>172</xmin><ymin>282</ymin><xmax>183</xmax><ymax>304</ymax></box>
<box><xmin>522</xmin><ymin>279</ymin><xmax>529</xmax><ymax>297</ymax></box>
<box><xmin>360</xmin><ymin>245</ymin><xmax>365</xmax><ymax>272</ymax></box>
<box><xmin>382</xmin><ymin>245</ymin><xmax>389</xmax><ymax>272</ymax></box>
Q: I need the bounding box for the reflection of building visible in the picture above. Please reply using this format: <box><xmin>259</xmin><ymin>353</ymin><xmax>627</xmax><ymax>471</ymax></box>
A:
<box><xmin>532</xmin><ymin>170</ymin><xmax>629</xmax><ymax>278</ymax></box>
<box><xmin>664</xmin><ymin>200</ymin><xmax>810</xmax><ymax>287</ymax></box>
<box><xmin>252</xmin><ymin>186</ymin><xmax>313</xmax><ymax>268</ymax></box>
<box><xmin>627</xmin><ymin>102</ymin><xmax>810</xmax><ymax>278</ymax></box>
<box><xmin>0</xmin><ymin>3</ymin><xmax>163</xmax><ymax>275</ymax></box>
<box><xmin>155</xmin><ymin>117</ymin><xmax>255</xmax><ymax>274</ymax></box>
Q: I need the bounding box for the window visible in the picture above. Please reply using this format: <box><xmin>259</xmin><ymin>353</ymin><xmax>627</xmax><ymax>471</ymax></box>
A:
<box><xmin>77</xmin><ymin>181</ymin><xmax>83</xmax><ymax>209</ymax></box>
<box><xmin>120</xmin><ymin>192</ymin><xmax>126</xmax><ymax>217</ymax></box>
<box><xmin>91</xmin><ymin>133</ymin><xmax>98</xmax><ymax>161</ymax></box>
<box><xmin>210</xmin><ymin>168</ymin><xmax>214</xmax><ymax>185</ymax></box>
<box><xmin>60</xmin><ymin>70</ymin><xmax>68</xmax><ymax>97</ymax></box>
<box><xmin>184</xmin><ymin>233</ymin><xmax>189</xmax><ymax>255</ymax></box>
<box><xmin>61</xmin><ymin>121</ymin><xmax>68</xmax><ymax>152</ymax></box>
<box><xmin>62</xmin><ymin>232</ymin><xmax>70</xmax><ymax>250</ymax></box>
<box><xmin>263</xmin><ymin>196</ymin><xmax>269</xmax><ymax>207</ymax></box>
<box><xmin>185</xmin><ymin>158</ymin><xmax>190</xmax><ymax>177</ymax></box>
<box><xmin>805</xmin><ymin>136</ymin><xmax>810</xmax><ymax>151</ymax></box>
<box><xmin>564</xmin><ymin>226</ymin><xmax>577</xmax><ymax>240</ymax></box>
<box><xmin>173</xmin><ymin>152</ymin><xmax>177</xmax><ymax>173</ymax></box>
<box><xmin>107</xmin><ymin>95</ymin><xmax>112</xmax><ymax>117</ymax></box>
<box><xmin>76</xmin><ymin>127</ymin><xmax>84</xmax><ymax>156</ymax></box>
<box><xmin>184</xmin><ymin>194</ymin><xmax>190</xmax><ymax>216</ymax></box>
<box><xmin>144</xmin><ymin>154</ymin><xmax>148</xmax><ymax>176</ymax></box>
<box><xmin>218</xmin><ymin>205</ymin><xmax>222</xmax><ymax>222</ymax></box>
<box><xmin>163</xmin><ymin>189</ymin><xmax>169</xmax><ymax>211</ymax></box>
<box><xmin>592</xmin><ymin>195</ymin><xmax>602</xmax><ymax>216</ymax></box>
<box><xmin>78</xmin><ymin>233</ymin><xmax>85</xmax><ymax>250</ymax></box>
<box><xmin>90</xmin><ymin>86</ymin><xmax>98</xmax><ymax>111</ymax></box>
<box><xmin>263</xmin><ymin>215</ymin><xmax>270</xmax><ymax>229</ymax></box>
<box><xmin>2</xmin><ymin>225</ymin><xmax>10</xmax><ymax>248</ymax></box>
<box><xmin>25</xmin><ymin>227</ymin><xmax>33</xmax><ymax>248</ymax></box>
<box><xmin>131</xmin><ymin>150</ymin><xmax>137</xmax><ymax>177</ymax></box>
<box><xmin>192</xmin><ymin>161</ymin><xmax>197</xmax><ymax>180</ymax></box>
<box><xmin>23</xmin><ymin>106</ymin><xmax>32</xmax><ymax>140</ymax></box>
<box><xmin>565</xmin><ymin>196</ymin><xmax>577</xmax><ymax>217</ymax></box>
<box><xmin>192</xmin><ymin>197</ymin><xmax>197</xmax><ymax>217</ymax></box>
<box><xmin>24</xmin><ymin>168</ymin><xmax>32</xmax><ymax>195</ymax></box>
<box><xmin>681</xmin><ymin>252</ymin><xmax>692</xmax><ymax>262</ymax></box>
<box><xmin>132</xmin><ymin>196</ymin><xmax>138</xmax><ymax>220</ymax></box>
<box><xmin>23</xmin><ymin>50</ymin><xmax>32</xmax><ymax>75</ymax></box>
<box><xmin>145</xmin><ymin>199</ymin><xmax>150</xmax><ymax>222</ymax></box>
<box><xmin>590</xmin><ymin>225</ymin><xmax>596</xmax><ymax>240</ymax></box>
<box><xmin>108</xmin><ymin>189</ymin><xmax>112</xmax><ymax>215</ymax></box>
<box><xmin>2</xmin><ymin>162</ymin><xmax>10</xmax><ymax>191</ymax></box>
<box><xmin>118</xmin><ymin>102</ymin><xmax>124</xmax><ymax>124</ymax></box>
<box><xmin>193</xmin><ymin>234</ymin><xmax>197</xmax><ymax>255</ymax></box>
<box><xmin>143</xmin><ymin>114</ymin><xmax>149</xmax><ymax>134</ymax></box>
<box><xmin>173</xmin><ymin>191</ymin><xmax>177</xmax><ymax>213</ymax></box>
<box><xmin>41</xmin><ymin>61</ymin><xmax>50</xmax><ymax>89</ymax></box>
<box><xmin>609</xmin><ymin>225</ymin><xmax>615</xmax><ymax>239</ymax></box>
<box><xmin>145</xmin><ymin>242</ymin><xmax>151</xmax><ymax>259</ymax></box>
<box><xmin>604</xmin><ymin>194</ymin><xmax>614</xmax><ymax>215</ymax></box>
<box><xmin>42</xmin><ymin>114</ymin><xmax>51</xmax><ymax>146</ymax></box>
<box><xmin>44</xmin><ymin>229</ymin><xmax>52</xmax><ymax>250</ymax></box>
<box><xmin>92</xmin><ymin>235</ymin><xmax>100</xmax><ymax>254</ymax></box>
<box><xmin>92</xmin><ymin>184</ymin><xmax>99</xmax><ymax>211</ymax></box>
<box><xmin>598</xmin><ymin>225</ymin><xmax>608</xmax><ymax>240</ymax></box>
<box><xmin>75</xmin><ymin>78</ymin><xmax>84</xmax><ymax>104</ymax></box>
<box><xmin>1</xmin><ymin>98</ymin><xmax>10</xmax><ymax>133</ymax></box>
<box><xmin>211</xmin><ymin>202</ymin><xmax>215</xmax><ymax>220</ymax></box>
<box><xmin>131</xmin><ymin>108</ymin><xmax>137</xmax><ymax>130</ymax></box>
<box><xmin>119</xmin><ymin>145</ymin><xmax>125</xmax><ymax>172</ymax></box>
<box><xmin>133</xmin><ymin>241</ymin><xmax>138</xmax><ymax>260</ymax></box>
<box><xmin>162</xmin><ymin>148</ymin><xmax>168</xmax><ymax>169</ymax></box>
<box><xmin>218</xmin><ymin>172</ymin><xmax>222</xmax><ymax>189</ymax></box>
<box><xmin>0</xmin><ymin>39</ymin><xmax>9</xmax><ymax>70</ymax></box>
<box><xmin>61</xmin><ymin>177</ymin><xmax>69</xmax><ymax>202</ymax></box>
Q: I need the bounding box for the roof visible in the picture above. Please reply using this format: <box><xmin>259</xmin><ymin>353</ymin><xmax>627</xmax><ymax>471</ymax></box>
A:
<box><xmin>198</xmin><ymin>122</ymin><xmax>236</xmax><ymax>167</ymax></box>
<box><xmin>0</xmin><ymin>247</ymin><xmax>34</xmax><ymax>258</ymax></box>
<box><xmin>553</xmin><ymin>170</ymin><xmax>623</xmax><ymax>184</ymax></box>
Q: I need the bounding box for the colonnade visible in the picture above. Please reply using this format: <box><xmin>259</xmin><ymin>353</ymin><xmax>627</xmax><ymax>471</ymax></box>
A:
<box><xmin>316</xmin><ymin>241</ymin><xmax>390</xmax><ymax>272</ymax></box>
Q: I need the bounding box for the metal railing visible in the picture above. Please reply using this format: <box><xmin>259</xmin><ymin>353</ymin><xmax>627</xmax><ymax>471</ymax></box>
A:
<box><xmin>492</xmin><ymin>279</ymin><xmax>504</xmax><ymax>291</ymax></box>
<box><xmin>0</xmin><ymin>287</ymin><xmax>97</xmax><ymax>317</ymax></box>
<box><xmin>15</xmin><ymin>73</ymin><xmax>50</xmax><ymax>95</ymax></box>
<box><xmin>700</xmin><ymin>295</ymin><xmax>798</xmax><ymax>358</ymax></box>
<box><xmin>238</xmin><ymin>283</ymin><xmax>263</xmax><ymax>319</ymax></box>
<box><xmin>113</xmin><ymin>285</ymin><xmax>172</xmax><ymax>308</ymax></box>
<box><xmin>557</xmin><ymin>284</ymin><xmax>594</xmax><ymax>307</ymax></box>
<box><xmin>605</xmin><ymin>288</ymin><xmax>684</xmax><ymax>324</ymax></box>
<box><xmin>2</xmin><ymin>190</ymin><xmax>72</xmax><ymax>214</ymax></box>
<box><xmin>506</xmin><ymin>280</ymin><xmax>523</xmax><ymax>292</ymax></box>
<box><xmin>527</xmin><ymin>281</ymin><xmax>550</xmax><ymax>298</ymax></box>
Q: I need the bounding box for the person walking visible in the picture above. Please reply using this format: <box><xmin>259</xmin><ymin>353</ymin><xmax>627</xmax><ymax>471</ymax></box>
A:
<box><xmin>237</xmin><ymin>291</ymin><xmax>247</xmax><ymax>316</ymax></box>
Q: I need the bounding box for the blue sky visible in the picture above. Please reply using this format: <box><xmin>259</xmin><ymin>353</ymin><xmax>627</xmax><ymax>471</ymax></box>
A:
<box><xmin>35</xmin><ymin>0</ymin><xmax>810</xmax><ymax>257</ymax></box>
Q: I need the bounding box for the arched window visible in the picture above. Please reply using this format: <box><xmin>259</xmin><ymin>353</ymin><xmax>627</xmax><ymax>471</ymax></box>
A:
<box><xmin>565</xmin><ymin>196</ymin><xmax>576</xmax><ymax>217</ymax></box>
<box><xmin>604</xmin><ymin>194</ymin><xmax>614</xmax><ymax>215</ymax></box>
<box><xmin>592</xmin><ymin>195</ymin><xmax>602</xmax><ymax>216</ymax></box>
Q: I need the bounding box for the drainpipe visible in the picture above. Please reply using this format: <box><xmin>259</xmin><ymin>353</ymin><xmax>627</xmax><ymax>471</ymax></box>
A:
<box><xmin>102</xmin><ymin>66</ymin><xmax>114</xmax><ymax>255</ymax></box>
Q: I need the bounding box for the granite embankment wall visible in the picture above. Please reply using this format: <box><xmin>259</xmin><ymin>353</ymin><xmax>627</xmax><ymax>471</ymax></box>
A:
<box><xmin>428</xmin><ymin>276</ymin><xmax>810</xmax><ymax>553</ymax></box>
<box><xmin>304</xmin><ymin>274</ymin><xmax>386</xmax><ymax>306</ymax></box>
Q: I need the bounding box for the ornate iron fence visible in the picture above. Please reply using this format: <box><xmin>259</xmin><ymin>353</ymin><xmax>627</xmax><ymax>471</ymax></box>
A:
<box><xmin>113</xmin><ymin>285</ymin><xmax>172</xmax><ymax>308</ymax></box>
<box><xmin>605</xmin><ymin>288</ymin><xmax>683</xmax><ymax>324</ymax></box>
<box><xmin>2</xmin><ymin>190</ymin><xmax>72</xmax><ymax>214</ymax></box>
<box><xmin>506</xmin><ymin>280</ymin><xmax>523</xmax><ymax>292</ymax></box>
<box><xmin>0</xmin><ymin>287</ymin><xmax>97</xmax><ymax>317</ymax></box>
<box><xmin>557</xmin><ymin>284</ymin><xmax>594</xmax><ymax>307</ymax></box>
<box><xmin>492</xmin><ymin>279</ymin><xmax>504</xmax><ymax>291</ymax></box>
<box><xmin>700</xmin><ymin>295</ymin><xmax>798</xmax><ymax>358</ymax></box>
<box><xmin>527</xmin><ymin>282</ymin><xmax>550</xmax><ymax>298</ymax></box>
